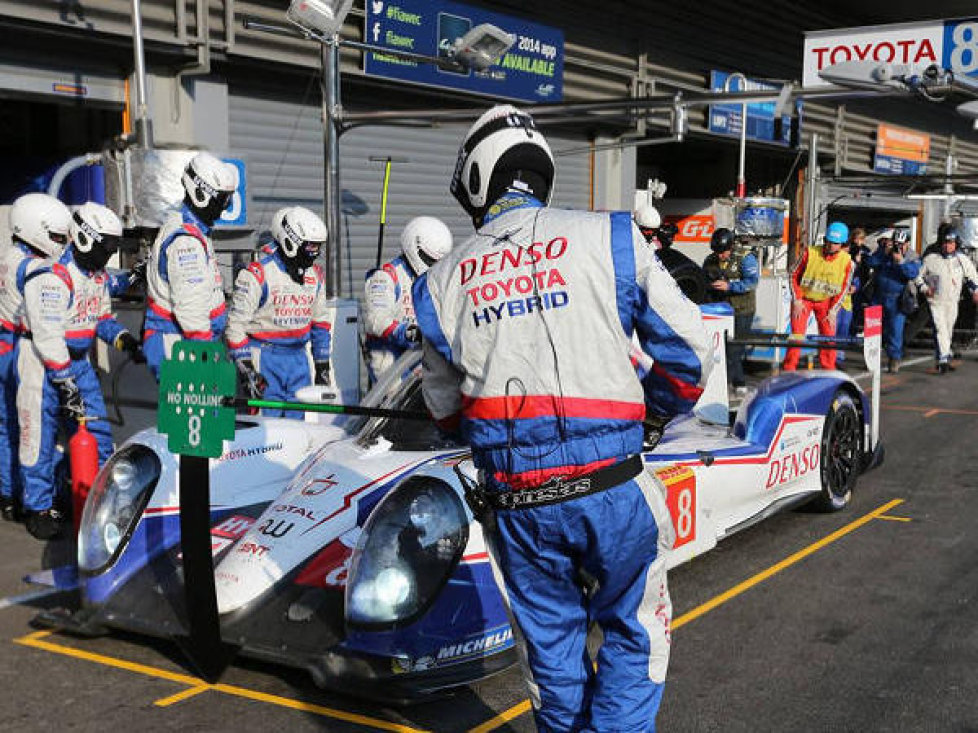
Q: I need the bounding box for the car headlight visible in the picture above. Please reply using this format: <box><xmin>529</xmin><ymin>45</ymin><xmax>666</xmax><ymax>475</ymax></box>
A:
<box><xmin>346</xmin><ymin>476</ymin><xmax>468</xmax><ymax>629</ymax></box>
<box><xmin>78</xmin><ymin>445</ymin><xmax>161</xmax><ymax>573</ymax></box>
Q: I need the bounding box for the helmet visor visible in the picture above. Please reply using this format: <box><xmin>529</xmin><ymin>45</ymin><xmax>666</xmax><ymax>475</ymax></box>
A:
<box><xmin>296</xmin><ymin>239</ymin><xmax>323</xmax><ymax>267</ymax></box>
<box><xmin>417</xmin><ymin>247</ymin><xmax>439</xmax><ymax>269</ymax></box>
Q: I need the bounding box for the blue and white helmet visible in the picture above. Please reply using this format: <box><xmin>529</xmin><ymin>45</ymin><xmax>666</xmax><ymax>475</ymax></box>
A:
<box><xmin>182</xmin><ymin>152</ymin><xmax>237</xmax><ymax>218</ymax></box>
<box><xmin>9</xmin><ymin>193</ymin><xmax>71</xmax><ymax>257</ymax></box>
<box><xmin>400</xmin><ymin>216</ymin><xmax>452</xmax><ymax>275</ymax></box>
<box><xmin>451</xmin><ymin>105</ymin><xmax>554</xmax><ymax>224</ymax></box>
<box><xmin>70</xmin><ymin>202</ymin><xmax>124</xmax><ymax>272</ymax></box>
<box><xmin>272</xmin><ymin>205</ymin><xmax>328</xmax><ymax>277</ymax></box>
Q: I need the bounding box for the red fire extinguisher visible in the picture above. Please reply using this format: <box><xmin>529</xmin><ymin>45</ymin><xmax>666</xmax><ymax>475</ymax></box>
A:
<box><xmin>70</xmin><ymin>418</ymin><xmax>99</xmax><ymax>533</ymax></box>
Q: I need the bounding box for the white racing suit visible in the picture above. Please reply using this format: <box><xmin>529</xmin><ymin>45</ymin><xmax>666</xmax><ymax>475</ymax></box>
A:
<box><xmin>225</xmin><ymin>252</ymin><xmax>332</xmax><ymax>418</ymax></box>
<box><xmin>16</xmin><ymin>250</ymin><xmax>127</xmax><ymax>512</ymax></box>
<box><xmin>363</xmin><ymin>255</ymin><xmax>418</xmax><ymax>383</ymax></box>
<box><xmin>413</xmin><ymin>194</ymin><xmax>712</xmax><ymax>732</ymax></box>
<box><xmin>144</xmin><ymin>206</ymin><xmax>226</xmax><ymax>380</ymax></box>
<box><xmin>920</xmin><ymin>251</ymin><xmax>978</xmax><ymax>364</ymax></box>
<box><xmin>0</xmin><ymin>242</ymin><xmax>34</xmax><ymax>509</ymax></box>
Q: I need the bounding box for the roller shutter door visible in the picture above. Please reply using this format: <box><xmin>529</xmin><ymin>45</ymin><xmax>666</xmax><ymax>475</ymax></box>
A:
<box><xmin>228</xmin><ymin>84</ymin><xmax>589</xmax><ymax>298</ymax></box>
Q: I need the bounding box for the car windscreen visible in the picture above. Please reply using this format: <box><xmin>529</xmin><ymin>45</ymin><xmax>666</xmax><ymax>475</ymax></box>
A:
<box><xmin>352</xmin><ymin>354</ymin><xmax>463</xmax><ymax>452</ymax></box>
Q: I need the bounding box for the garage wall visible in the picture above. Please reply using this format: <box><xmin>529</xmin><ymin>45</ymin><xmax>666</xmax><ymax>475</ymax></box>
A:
<box><xmin>229</xmin><ymin>83</ymin><xmax>590</xmax><ymax>298</ymax></box>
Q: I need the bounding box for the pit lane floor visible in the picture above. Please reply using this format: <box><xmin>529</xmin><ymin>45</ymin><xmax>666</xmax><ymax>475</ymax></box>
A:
<box><xmin>1</xmin><ymin>351</ymin><xmax>977</xmax><ymax>731</ymax></box>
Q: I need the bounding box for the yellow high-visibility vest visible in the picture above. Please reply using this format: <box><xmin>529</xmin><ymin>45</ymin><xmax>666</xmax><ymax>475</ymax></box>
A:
<box><xmin>798</xmin><ymin>247</ymin><xmax>851</xmax><ymax>302</ymax></box>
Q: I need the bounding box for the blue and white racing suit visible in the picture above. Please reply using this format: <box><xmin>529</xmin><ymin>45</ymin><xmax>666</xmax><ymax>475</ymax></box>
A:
<box><xmin>363</xmin><ymin>255</ymin><xmax>418</xmax><ymax>383</ymax></box>
<box><xmin>414</xmin><ymin>195</ymin><xmax>712</xmax><ymax>732</ymax></box>
<box><xmin>144</xmin><ymin>206</ymin><xmax>226</xmax><ymax>380</ymax></box>
<box><xmin>225</xmin><ymin>252</ymin><xmax>332</xmax><ymax>418</ymax></box>
<box><xmin>0</xmin><ymin>242</ymin><xmax>34</xmax><ymax>508</ymax></box>
<box><xmin>16</xmin><ymin>250</ymin><xmax>127</xmax><ymax>512</ymax></box>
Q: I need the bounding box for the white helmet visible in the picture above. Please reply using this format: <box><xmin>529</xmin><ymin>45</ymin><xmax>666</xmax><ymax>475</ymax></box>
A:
<box><xmin>9</xmin><ymin>193</ymin><xmax>71</xmax><ymax>257</ymax></box>
<box><xmin>400</xmin><ymin>216</ymin><xmax>453</xmax><ymax>275</ymax></box>
<box><xmin>182</xmin><ymin>152</ymin><xmax>237</xmax><ymax>221</ymax></box>
<box><xmin>450</xmin><ymin>104</ymin><xmax>554</xmax><ymax>224</ymax></box>
<box><xmin>272</xmin><ymin>205</ymin><xmax>327</xmax><ymax>279</ymax></box>
<box><xmin>634</xmin><ymin>204</ymin><xmax>661</xmax><ymax>230</ymax></box>
<box><xmin>70</xmin><ymin>202</ymin><xmax>123</xmax><ymax>271</ymax></box>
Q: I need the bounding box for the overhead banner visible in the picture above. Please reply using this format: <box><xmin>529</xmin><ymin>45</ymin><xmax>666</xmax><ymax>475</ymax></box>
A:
<box><xmin>803</xmin><ymin>17</ymin><xmax>978</xmax><ymax>88</ymax></box>
<box><xmin>364</xmin><ymin>0</ymin><xmax>564</xmax><ymax>103</ymax></box>
<box><xmin>873</xmin><ymin>123</ymin><xmax>930</xmax><ymax>175</ymax></box>
<box><xmin>708</xmin><ymin>71</ymin><xmax>800</xmax><ymax>145</ymax></box>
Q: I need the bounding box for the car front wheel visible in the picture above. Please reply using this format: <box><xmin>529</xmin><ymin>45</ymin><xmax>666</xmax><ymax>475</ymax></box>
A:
<box><xmin>813</xmin><ymin>390</ymin><xmax>862</xmax><ymax>511</ymax></box>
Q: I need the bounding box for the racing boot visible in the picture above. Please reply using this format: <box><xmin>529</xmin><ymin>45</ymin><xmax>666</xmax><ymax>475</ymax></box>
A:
<box><xmin>25</xmin><ymin>508</ymin><xmax>67</xmax><ymax>541</ymax></box>
<box><xmin>0</xmin><ymin>496</ymin><xmax>17</xmax><ymax>522</ymax></box>
<box><xmin>937</xmin><ymin>362</ymin><xmax>950</xmax><ymax>375</ymax></box>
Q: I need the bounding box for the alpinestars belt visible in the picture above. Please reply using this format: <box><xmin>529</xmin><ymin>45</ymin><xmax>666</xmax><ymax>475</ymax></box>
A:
<box><xmin>487</xmin><ymin>455</ymin><xmax>644</xmax><ymax>511</ymax></box>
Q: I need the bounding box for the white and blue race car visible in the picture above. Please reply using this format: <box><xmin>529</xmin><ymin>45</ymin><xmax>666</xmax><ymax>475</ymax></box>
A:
<box><xmin>67</xmin><ymin>305</ymin><xmax>883</xmax><ymax>700</ymax></box>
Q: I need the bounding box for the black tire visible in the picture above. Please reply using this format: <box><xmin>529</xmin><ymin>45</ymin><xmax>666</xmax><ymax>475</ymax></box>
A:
<box><xmin>812</xmin><ymin>390</ymin><xmax>862</xmax><ymax>512</ymax></box>
<box><xmin>657</xmin><ymin>248</ymin><xmax>708</xmax><ymax>304</ymax></box>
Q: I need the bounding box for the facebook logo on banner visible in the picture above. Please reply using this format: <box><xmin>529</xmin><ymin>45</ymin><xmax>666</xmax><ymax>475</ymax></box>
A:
<box><xmin>218</xmin><ymin>158</ymin><xmax>248</xmax><ymax>227</ymax></box>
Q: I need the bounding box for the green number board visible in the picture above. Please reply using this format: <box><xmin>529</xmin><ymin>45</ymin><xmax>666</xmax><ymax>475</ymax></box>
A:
<box><xmin>158</xmin><ymin>341</ymin><xmax>237</xmax><ymax>458</ymax></box>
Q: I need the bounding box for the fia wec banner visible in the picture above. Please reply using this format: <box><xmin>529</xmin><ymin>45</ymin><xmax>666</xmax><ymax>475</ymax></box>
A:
<box><xmin>364</xmin><ymin>0</ymin><xmax>563</xmax><ymax>102</ymax></box>
<box><xmin>873</xmin><ymin>123</ymin><xmax>930</xmax><ymax>175</ymax></box>
<box><xmin>803</xmin><ymin>17</ymin><xmax>978</xmax><ymax>88</ymax></box>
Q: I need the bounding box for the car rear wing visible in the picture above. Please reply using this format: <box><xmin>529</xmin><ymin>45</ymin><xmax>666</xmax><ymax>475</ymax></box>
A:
<box><xmin>727</xmin><ymin>304</ymin><xmax>883</xmax><ymax>452</ymax></box>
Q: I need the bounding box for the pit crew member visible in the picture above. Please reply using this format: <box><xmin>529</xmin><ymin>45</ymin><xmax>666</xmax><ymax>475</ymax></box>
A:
<box><xmin>919</xmin><ymin>227</ymin><xmax>978</xmax><ymax>374</ymax></box>
<box><xmin>633</xmin><ymin>204</ymin><xmax>678</xmax><ymax>250</ymax></box>
<box><xmin>16</xmin><ymin>203</ymin><xmax>141</xmax><ymax>539</ymax></box>
<box><xmin>363</xmin><ymin>216</ymin><xmax>452</xmax><ymax>384</ymax></box>
<box><xmin>0</xmin><ymin>194</ymin><xmax>71</xmax><ymax>523</ymax></box>
<box><xmin>225</xmin><ymin>206</ymin><xmax>333</xmax><ymax>416</ymax></box>
<box><xmin>144</xmin><ymin>151</ymin><xmax>237</xmax><ymax>380</ymax></box>
<box><xmin>782</xmin><ymin>221</ymin><xmax>853</xmax><ymax>371</ymax></box>
<box><xmin>414</xmin><ymin>104</ymin><xmax>712</xmax><ymax>732</ymax></box>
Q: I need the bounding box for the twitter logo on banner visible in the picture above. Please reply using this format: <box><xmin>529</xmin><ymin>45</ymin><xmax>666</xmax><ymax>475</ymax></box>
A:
<box><xmin>371</xmin><ymin>0</ymin><xmax>383</xmax><ymax>15</ymax></box>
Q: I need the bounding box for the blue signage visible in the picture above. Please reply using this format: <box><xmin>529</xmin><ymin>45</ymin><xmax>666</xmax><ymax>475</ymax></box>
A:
<box><xmin>873</xmin><ymin>154</ymin><xmax>927</xmax><ymax>175</ymax></box>
<box><xmin>708</xmin><ymin>71</ymin><xmax>800</xmax><ymax>145</ymax></box>
<box><xmin>942</xmin><ymin>18</ymin><xmax>978</xmax><ymax>80</ymax></box>
<box><xmin>364</xmin><ymin>0</ymin><xmax>563</xmax><ymax>103</ymax></box>
<box><xmin>217</xmin><ymin>158</ymin><xmax>248</xmax><ymax>228</ymax></box>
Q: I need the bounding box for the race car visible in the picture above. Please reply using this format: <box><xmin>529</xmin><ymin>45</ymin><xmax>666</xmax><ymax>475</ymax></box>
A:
<box><xmin>65</xmin><ymin>304</ymin><xmax>883</xmax><ymax>700</ymax></box>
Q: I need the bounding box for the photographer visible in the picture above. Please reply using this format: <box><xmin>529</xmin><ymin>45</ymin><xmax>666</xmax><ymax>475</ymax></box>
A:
<box><xmin>866</xmin><ymin>229</ymin><xmax>920</xmax><ymax>373</ymax></box>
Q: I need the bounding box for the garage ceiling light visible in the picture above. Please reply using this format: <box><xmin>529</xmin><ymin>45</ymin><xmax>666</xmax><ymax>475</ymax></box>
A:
<box><xmin>818</xmin><ymin>60</ymin><xmax>914</xmax><ymax>91</ymax></box>
<box><xmin>287</xmin><ymin>0</ymin><xmax>353</xmax><ymax>39</ymax></box>
<box><xmin>449</xmin><ymin>24</ymin><xmax>515</xmax><ymax>72</ymax></box>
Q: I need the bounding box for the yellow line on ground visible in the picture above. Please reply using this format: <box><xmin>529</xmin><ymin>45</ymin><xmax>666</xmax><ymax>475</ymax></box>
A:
<box><xmin>470</xmin><ymin>498</ymin><xmax>908</xmax><ymax>732</ymax></box>
<box><xmin>884</xmin><ymin>404</ymin><xmax>978</xmax><ymax>417</ymax></box>
<box><xmin>154</xmin><ymin>684</ymin><xmax>213</xmax><ymax>707</ymax></box>
<box><xmin>875</xmin><ymin>514</ymin><xmax>912</xmax><ymax>523</ymax></box>
<box><xmin>15</xmin><ymin>501</ymin><xmax>910</xmax><ymax>733</ymax></box>
<box><xmin>13</xmin><ymin>630</ymin><xmax>429</xmax><ymax>732</ymax></box>
<box><xmin>14</xmin><ymin>631</ymin><xmax>204</xmax><ymax>687</ymax></box>
<box><xmin>210</xmin><ymin>682</ymin><xmax>430</xmax><ymax>733</ymax></box>
<box><xmin>673</xmin><ymin>498</ymin><xmax>905</xmax><ymax>630</ymax></box>
<box><xmin>467</xmin><ymin>699</ymin><xmax>533</xmax><ymax>733</ymax></box>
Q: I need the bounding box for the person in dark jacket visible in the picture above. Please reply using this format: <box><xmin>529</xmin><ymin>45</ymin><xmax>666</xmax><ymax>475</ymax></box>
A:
<box><xmin>703</xmin><ymin>227</ymin><xmax>758</xmax><ymax>395</ymax></box>
<box><xmin>866</xmin><ymin>229</ymin><xmax>920</xmax><ymax>372</ymax></box>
